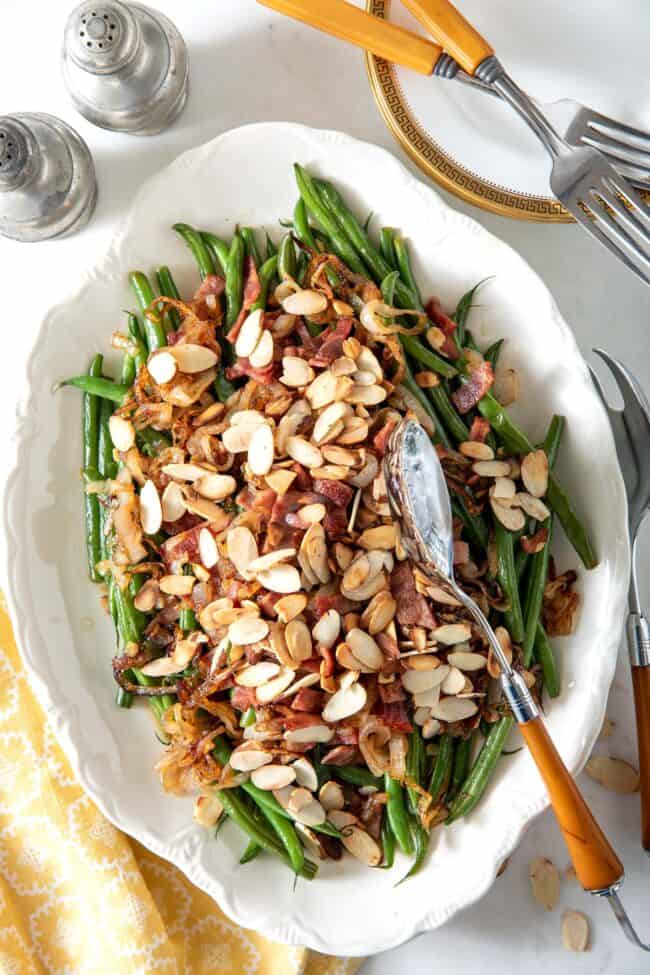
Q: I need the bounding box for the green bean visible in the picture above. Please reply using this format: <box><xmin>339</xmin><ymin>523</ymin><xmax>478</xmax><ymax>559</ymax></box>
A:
<box><xmin>121</xmin><ymin>342</ymin><xmax>136</xmax><ymax>386</ymax></box>
<box><xmin>316</xmin><ymin>178</ymin><xmax>394</xmax><ymax>287</ymax></box>
<box><xmin>395</xmin><ymin>816</ymin><xmax>429</xmax><ymax>886</ymax></box>
<box><xmin>225</xmin><ymin>233</ymin><xmax>245</xmax><ymax>329</ymax></box>
<box><xmin>240</xmin><ymin>227</ymin><xmax>263</xmax><ymax>268</ymax></box>
<box><xmin>400</xmin><ymin>333</ymin><xmax>458</xmax><ymax>380</ymax></box>
<box><xmin>427</xmin><ymin>383</ymin><xmax>469</xmax><ymax>444</ymax></box>
<box><xmin>155</xmin><ymin>265</ymin><xmax>182</xmax><ymax>332</ymax></box>
<box><xmin>127</xmin><ymin>315</ymin><xmax>147</xmax><ymax>372</ymax></box>
<box><xmin>59</xmin><ymin>376</ymin><xmax>129</xmax><ymax>404</ymax></box>
<box><xmin>380</xmin><ymin>269</ymin><xmax>399</xmax><ymax>307</ymax></box>
<box><xmin>393</xmin><ymin>237</ymin><xmax>423</xmax><ymax>309</ymax></box>
<box><xmin>454</xmin><ymin>279</ymin><xmax>489</xmax><ymax>347</ymax></box>
<box><xmin>446</xmin><ymin>716</ymin><xmax>514</xmax><ymax>822</ymax></box>
<box><xmin>173</xmin><ymin>223</ymin><xmax>216</xmax><ymax>279</ymax></box>
<box><xmin>257</xmin><ymin>802</ymin><xmax>305</xmax><ymax>875</ymax></box>
<box><xmin>129</xmin><ymin>272</ymin><xmax>166</xmax><ymax>352</ymax></box>
<box><xmin>478</xmin><ymin>393</ymin><xmax>597</xmax><ymax>569</ymax></box>
<box><xmin>380</xmin><ymin>813</ymin><xmax>396</xmax><ymax>869</ymax></box>
<box><xmin>380</xmin><ymin>227</ymin><xmax>398</xmax><ymax>270</ymax></box>
<box><xmin>199</xmin><ymin>231</ymin><xmax>230</xmax><ymax>276</ymax></box>
<box><xmin>137</xmin><ymin>427</ymin><xmax>172</xmax><ymax>457</ymax></box>
<box><xmin>451</xmin><ymin>497</ymin><xmax>489</xmax><ymax>552</ymax></box>
<box><xmin>82</xmin><ymin>354</ymin><xmax>103</xmax><ymax>583</ymax></box>
<box><xmin>293</xmin><ymin>164</ymin><xmax>369</xmax><ymax>277</ymax></box>
<box><xmin>278</xmin><ymin>233</ymin><xmax>297</xmax><ymax>280</ymax></box>
<box><xmin>265</xmin><ymin>232</ymin><xmax>277</xmax><ymax>260</ymax></box>
<box><xmin>214</xmin><ymin>371</ymin><xmax>237</xmax><ymax>403</ymax></box>
<box><xmin>293</xmin><ymin>198</ymin><xmax>318</xmax><ymax>250</ymax></box>
<box><xmin>534</xmin><ymin>622</ymin><xmax>560</xmax><ymax>698</ymax></box>
<box><xmin>240</xmin><ymin>839</ymin><xmax>262</xmax><ymax>864</ymax></box>
<box><xmin>179</xmin><ymin>565</ymin><xmax>197</xmax><ymax>632</ymax></box>
<box><xmin>483</xmin><ymin>339</ymin><xmax>504</xmax><ymax>369</ymax></box>
<box><xmin>516</xmin><ymin>415</ymin><xmax>565</xmax><ymax>582</ymax></box>
<box><xmin>384</xmin><ymin>775</ymin><xmax>414</xmax><ymax>856</ymax></box>
<box><xmin>248</xmin><ymin>254</ymin><xmax>278</xmax><ymax>316</ymax></box>
<box><xmin>447</xmin><ymin>736</ymin><xmax>472</xmax><ymax>803</ymax></box>
<box><xmin>406</xmin><ymin>728</ymin><xmax>425</xmax><ymax>815</ymax></box>
<box><xmin>332</xmin><ymin>766</ymin><xmax>383</xmax><ymax>789</ymax></box>
<box><xmin>522</xmin><ymin>520</ymin><xmax>552</xmax><ymax>666</ymax></box>
<box><xmin>494</xmin><ymin>521</ymin><xmax>525</xmax><ymax>643</ymax></box>
<box><xmin>428</xmin><ymin>733</ymin><xmax>454</xmax><ymax>801</ymax></box>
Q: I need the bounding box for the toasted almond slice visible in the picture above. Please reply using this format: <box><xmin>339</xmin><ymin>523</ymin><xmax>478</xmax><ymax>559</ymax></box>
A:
<box><xmin>265</xmin><ymin>469</ymin><xmax>296</xmax><ymax>496</ymax></box>
<box><xmin>322</xmin><ymin>681</ymin><xmax>367</xmax><ymax>723</ymax></box>
<box><xmin>402</xmin><ymin>666</ymin><xmax>449</xmax><ymax>694</ymax></box>
<box><xmin>193</xmin><ymin>402</ymin><xmax>224</xmax><ymax>426</ymax></box>
<box><xmin>292</xmin><ymin>796</ymin><xmax>327</xmax><ymax>828</ymax></box>
<box><xmin>109</xmin><ymin>415</ymin><xmax>135</xmax><ymax>452</ymax></box>
<box><xmin>487</xmin><ymin>626</ymin><xmax>513</xmax><ymax>678</ymax></box>
<box><xmin>256</xmin><ymin>666</ymin><xmax>296</xmax><ymax>704</ymax></box>
<box><xmin>358</xmin><ymin>524</ymin><xmax>397</xmax><ymax>551</ymax></box>
<box><xmin>248</xmin><ymin>548</ymin><xmax>296</xmax><ymax>574</ymax></box>
<box><xmin>341</xmin><ymin>569</ymin><xmax>387</xmax><ymax>604</ymax></box>
<box><xmin>280</xmin><ymin>619</ymin><xmax>311</xmax><ymax>664</ymax></box>
<box><xmin>360</xmin><ymin>590</ymin><xmax>397</xmax><ymax>635</ymax></box>
<box><xmin>432</xmin><ymin>623</ymin><xmax>472</xmax><ymax>645</ymax></box>
<box><xmin>193</xmin><ymin>793</ymin><xmax>224</xmax><ymax>828</ymax></box>
<box><xmin>274</xmin><ymin>593</ymin><xmax>308</xmax><ymax>624</ymax></box>
<box><xmin>335</xmin><ymin>642</ymin><xmax>364</xmax><ymax>672</ymax></box>
<box><xmin>306</xmin><ymin>369</ymin><xmax>339</xmax><ymax>410</ymax></box>
<box><xmin>426</xmin><ymin>326</ymin><xmax>445</xmax><ymax>350</ymax></box>
<box><xmin>346</xmin><ymin>628</ymin><xmax>383</xmax><ymax>671</ymax></box>
<box><xmin>422</xmin><ymin>717</ymin><xmax>442</xmax><ymax>739</ymax></box>
<box><xmin>284</xmin><ymin>724</ymin><xmax>334</xmax><ymax>745</ymax></box>
<box><xmin>133</xmin><ymin>578</ymin><xmax>160</xmax><ymax>612</ymax></box>
<box><xmin>337</xmin><ymin>416</ymin><xmax>369</xmax><ymax>445</ymax></box>
<box><xmin>312</xmin><ymin>609</ymin><xmax>341</xmax><ymax>650</ymax></box>
<box><xmin>490</xmin><ymin>497</ymin><xmax>526</xmax><ymax>531</ymax></box>
<box><xmin>161</xmin><ymin>481</ymin><xmax>186</xmax><ymax>522</ymax></box>
<box><xmin>140</xmin><ymin>655</ymin><xmax>180</xmax><ymax>677</ymax></box>
<box><xmin>427</xmin><ymin>585</ymin><xmax>462</xmax><ymax>607</ymax></box>
<box><xmin>296</xmin><ymin>502</ymin><xmax>326</xmax><ymax>525</ymax></box>
<box><xmin>248</xmin><ymin>423</ymin><xmax>275</xmax><ymax>477</ymax></box>
<box><xmin>356</xmin><ymin>346</ymin><xmax>382</xmax><ymax>379</ymax></box>
<box><xmin>406</xmin><ymin>654</ymin><xmax>440</xmax><ymax>671</ymax></box>
<box><xmin>291</xmin><ymin>757</ymin><xmax>319</xmax><ymax>792</ymax></box>
<box><xmin>227</xmin><ymin>526</ymin><xmax>258</xmax><ymax>580</ymax></box>
<box><xmin>585</xmin><ymin>755</ymin><xmax>640</xmax><ymax>794</ymax></box>
<box><xmin>328</xmin><ymin>810</ymin><xmax>382</xmax><ymax>866</ymax></box>
<box><xmin>473</xmin><ymin>460</ymin><xmax>512</xmax><ymax>478</ymax></box>
<box><xmin>491</xmin><ymin>477</ymin><xmax>517</xmax><ymax>501</ymax></box>
<box><xmin>347</xmin><ymin>384</ymin><xmax>387</xmax><ymax>406</ymax></box>
<box><xmin>322</xmin><ymin>444</ymin><xmax>358</xmax><ymax>466</ymax></box>
<box><xmin>172</xmin><ymin>634</ymin><xmax>205</xmax><ymax>668</ymax></box>
<box><xmin>140</xmin><ymin>479</ymin><xmax>162</xmax><ymax>535</ymax></box>
<box><xmin>303</xmin><ymin>522</ymin><xmax>331</xmax><ymax>584</ymax></box>
<box><xmin>280</xmin><ymin>355</ymin><xmax>314</xmax><ymax>388</ymax></box>
<box><xmin>529</xmin><ymin>857</ymin><xmax>560</xmax><ymax>911</ymax></box>
<box><xmin>441</xmin><ymin>666</ymin><xmax>466</xmax><ymax>695</ymax></box>
<box><xmin>342</xmin><ymin>554</ymin><xmax>371</xmax><ymax>591</ymax></box>
<box><xmin>278</xmin><ymin>673</ymin><xmax>321</xmax><ymax>701</ymax></box>
<box><xmin>561</xmin><ymin>911</ymin><xmax>590</xmax><ymax>952</ymax></box>
<box><xmin>310</xmin><ymin>464</ymin><xmax>349</xmax><ymax>480</ymax></box>
<box><xmin>230</xmin><ymin>743</ymin><xmax>273</xmax><ymax>772</ymax></box>
<box><xmin>313</xmin><ymin>401</ymin><xmax>349</xmax><ymax>443</ymax></box>
<box><xmin>330</xmin><ymin>355</ymin><xmax>357</xmax><ymax>377</ymax></box>
<box><xmin>195</xmin><ymin>473</ymin><xmax>237</xmax><ymax>501</ymax></box>
<box><xmin>249</xmin><ymin>328</ymin><xmax>274</xmax><ymax>369</ymax></box>
<box><xmin>353</xmin><ymin>368</ymin><xmax>379</xmax><ymax>387</ymax></box>
<box><xmin>222</xmin><ymin>422</ymin><xmax>263</xmax><ymax>454</ymax></box>
<box><xmin>148</xmin><ymin>350</ymin><xmax>177</xmax><ymax>384</ymax></box>
<box><xmin>251</xmin><ymin>764</ymin><xmax>296</xmax><ymax>791</ymax></box>
<box><xmin>282</xmin><ymin>289</ymin><xmax>328</xmax><ymax>317</ymax></box>
<box><xmin>447</xmin><ymin>651</ymin><xmax>487</xmax><ymax>672</ymax></box>
<box><xmin>412</xmin><ymin>684</ymin><xmax>441</xmax><ymax>709</ymax></box>
<box><xmin>171</xmin><ymin>343</ymin><xmax>219</xmax><ymax>373</ymax></box>
<box><xmin>228</xmin><ymin>616</ymin><xmax>269</xmax><ymax>646</ymax></box>
<box><xmin>516</xmin><ymin>493</ymin><xmax>551</xmax><ymax>521</ymax></box>
<box><xmin>459</xmin><ymin>440</ymin><xmax>494</xmax><ymax>461</ymax></box>
<box><xmin>230</xmin><ymin>409</ymin><xmax>266</xmax><ymax>427</ymax></box>
<box><xmin>257</xmin><ymin>563</ymin><xmax>301</xmax><ymax>594</ymax></box>
<box><xmin>430</xmin><ymin>697</ymin><xmax>478</xmax><ymax>722</ymax></box>
<box><xmin>196</xmin><ymin>528</ymin><xmax>218</xmax><ymax>568</ymax></box>
<box><xmin>286</xmin><ymin>435</ymin><xmax>323</xmax><ymax>469</ymax></box>
<box><xmin>333</xmin><ymin>299</ymin><xmax>354</xmax><ymax>316</ymax></box>
<box><xmin>182</xmin><ymin>493</ymin><xmax>230</xmax><ymax>525</ymax></box>
<box><xmin>319</xmin><ymin>780</ymin><xmax>345</xmax><ymax>811</ymax></box>
<box><xmin>235</xmin><ymin>309</ymin><xmax>264</xmax><ymax>359</ymax></box>
<box><xmin>161</xmin><ymin>462</ymin><xmax>208</xmax><ymax>482</ymax></box>
<box><xmin>235</xmin><ymin>661</ymin><xmax>280</xmax><ymax>687</ymax></box>
<box><xmin>521</xmin><ymin>449</ymin><xmax>549</xmax><ymax>498</ymax></box>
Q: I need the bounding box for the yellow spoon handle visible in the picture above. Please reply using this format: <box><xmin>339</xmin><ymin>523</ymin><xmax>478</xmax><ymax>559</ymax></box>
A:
<box><xmin>257</xmin><ymin>0</ymin><xmax>442</xmax><ymax>76</ymax></box>
<box><xmin>401</xmin><ymin>0</ymin><xmax>493</xmax><ymax>75</ymax></box>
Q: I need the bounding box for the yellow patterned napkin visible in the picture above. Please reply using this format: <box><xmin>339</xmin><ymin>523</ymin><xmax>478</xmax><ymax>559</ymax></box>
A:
<box><xmin>0</xmin><ymin>595</ymin><xmax>362</xmax><ymax>975</ymax></box>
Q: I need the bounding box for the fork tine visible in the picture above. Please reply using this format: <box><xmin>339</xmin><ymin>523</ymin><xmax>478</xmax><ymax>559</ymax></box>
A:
<box><xmin>593</xmin><ymin>349</ymin><xmax>650</xmax><ymax>426</ymax></box>
<box><xmin>586</xmin><ymin>114</ymin><xmax>650</xmax><ymax>154</ymax></box>
<box><xmin>604</xmin><ymin>175</ymin><xmax>650</xmax><ymax>234</ymax></box>
<box><xmin>581</xmin><ymin>130</ymin><xmax>650</xmax><ymax>173</ymax></box>
<box><xmin>593</xmin><ymin>182</ymin><xmax>650</xmax><ymax>246</ymax></box>
<box><xmin>572</xmin><ymin>204</ymin><xmax>650</xmax><ymax>287</ymax></box>
<box><xmin>587</xmin><ymin>363</ymin><xmax>616</xmax><ymax>415</ymax></box>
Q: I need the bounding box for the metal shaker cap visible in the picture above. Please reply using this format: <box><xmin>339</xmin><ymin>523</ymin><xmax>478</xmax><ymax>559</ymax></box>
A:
<box><xmin>0</xmin><ymin>113</ymin><xmax>97</xmax><ymax>242</ymax></box>
<box><xmin>61</xmin><ymin>1</ymin><xmax>189</xmax><ymax>135</ymax></box>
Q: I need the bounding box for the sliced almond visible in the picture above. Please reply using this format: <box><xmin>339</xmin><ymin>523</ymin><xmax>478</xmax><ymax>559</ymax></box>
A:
<box><xmin>328</xmin><ymin>810</ymin><xmax>382</xmax><ymax>866</ymax></box>
<box><xmin>148</xmin><ymin>350</ymin><xmax>177</xmax><ymax>384</ymax></box>
<box><xmin>248</xmin><ymin>548</ymin><xmax>297</xmax><ymax>574</ymax></box>
<box><xmin>313</xmin><ymin>401</ymin><xmax>349</xmax><ymax>444</ymax></box>
<box><xmin>235</xmin><ymin>661</ymin><xmax>280</xmax><ymax>687</ymax></box>
<box><xmin>298</xmin><ymin>503</ymin><xmax>326</xmax><ymax>525</ymax></box>
<box><xmin>447</xmin><ymin>651</ymin><xmax>487</xmax><ymax>672</ymax></box>
<box><xmin>274</xmin><ymin>593</ymin><xmax>308</xmax><ymax>624</ymax></box>
<box><xmin>265</xmin><ymin>468</ymin><xmax>296</xmax><ymax>496</ymax></box>
<box><xmin>251</xmin><ymin>764</ymin><xmax>296</xmax><ymax>791</ymax></box>
<box><xmin>330</xmin><ymin>355</ymin><xmax>356</xmax><ymax>377</ymax></box>
<box><xmin>282</xmin><ymin>288</ymin><xmax>328</xmax><ymax>317</ymax></box>
<box><xmin>402</xmin><ymin>666</ymin><xmax>449</xmax><ymax>694</ymax></box>
<box><xmin>248</xmin><ymin>423</ymin><xmax>275</xmax><ymax>477</ymax></box>
<box><xmin>430</xmin><ymin>697</ymin><xmax>478</xmax><ymax>722</ymax></box>
<box><xmin>197</xmin><ymin>528</ymin><xmax>218</xmax><ymax>569</ymax></box>
<box><xmin>312</xmin><ymin>609</ymin><xmax>341</xmax><ymax>650</ymax></box>
<box><xmin>255</xmin><ymin>666</ymin><xmax>295</xmax><ymax>703</ymax></box>
<box><xmin>133</xmin><ymin>578</ymin><xmax>160</xmax><ymax>612</ymax></box>
<box><xmin>285</xmin><ymin>619</ymin><xmax>313</xmax><ymax>663</ymax></box>
<box><xmin>249</xmin><ymin>328</ymin><xmax>274</xmax><ymax>369</ymax></box>
<box><xmin>306</xmin><ymin>369</ymin><xmax>339</xmax><ymax>410</ymax></box>
<box><xmin>459</xmin><ymin>440</ymin><xmax>494</xmax><ymax>461</ymax></box>
<box><xmin>291</xmin><ymin>794</ymin><xmax>327</xmax><ymax>828</ymax></box>
<box><xmin>516</xmin><ymin>492</ymin><xmax>551</xmax><ymax>521</ymax></box>
<box><xmin>109</xmin><ymin>415</ymin><xmax>135</xmax><ymax>452</ymax></box>
<box><xmin>257</xmin><ymin>563</ymin><xmax>301</xmax><ymax>594</ymax></box>
<box><xmin>358</xmin><ymin>525</ymin><xmax>397</xmax><ymax>551</ymax></box>
<box><xmin>161</xmin><ymin>481</ymin><xmax>186</xmax><ymax>522</ymax></box>
<box><xmin>181</xmin><ymin>493</ymin><xmax>230</xmax><ymax>525</ymax></box>
<box><xmin>140</xmin><ymin>479</ymin><xmax>163</xmax><ymax>535</ymax></box>
<box><xmin>230</xmin><ymin>743</ymin><xmax>273</xmax><ymax>772</ymax></box>
<box><xmin>280</xmin><ymin>355</ymin><xmax>314</xmax><ymax>388</ymax></box>
<box><xmin>161</xmin><ymin>462</ymin><xmax>208</xmax><ymax>482</ymax></box>
<box><xmin>193</xmin><ymin>793</ymin><xmax>224</xmax><ymax>828</ymax></box>
<box><xmin>159</xmin><ymin>574</ymin><xmax>195</xmax><ymax>596</ymax></box>
<box><xmin>171</xmin><ymin>343</ymin><xmax>219</xmax><ymax>374</ymax></box>
<box><xmin>356</xmin><ymin>346</ymin><xmax>382</xmax><ymax>379</ymax></box>
<box><xmin>195</xmin><ymin>473</ymin><xmax>237</xmax><ymax>501</ymax></box>
<box><xmin>302</xmin><ymin>523</ymin><xmax>331</xmax><ymax>584</ymax></box>
<box><xmin>235</xmin><ymin>309</ymin><xmax>264</xmax><ymax>359</ymax></box>
<box><xmin>441</xmin><ymin>666</ymin><xmax>466</xmax><ymax>695</ymax></box>
<box><xmin>230</xmin><ymin>409</ymin><xmax>266</xmax><ymax>428</ymax></box>
<box><xmin>347</xmin><ymin>384</ymin><xmax>387</xmax><ymax>406</ymax></box>
<box><xmin>488</xmin><ymin>626</ymin><xmax>513</xmax><ymax>678</ymax></box>
<box><xmin>360</xmin><ymin>590</ymin><xmax>396</xmax><ymax>635</ymax></box>
<box><xmin>227</xmin><ymin>526</ymin><xmax>258</xmax><ymax>580</ymax></box>
<box><xmin>318</xmin><ymin>780</ymin><xmax>345</xmax><ymax>812</ymax></box>
<box><xmin>284</xmin><ymin>724</ymin><xmax>334</xmax><ymax>745</ymax></box>
<box><xmin>561</xmin><ymin>911</ymin><xmax>590</xmax><ymax>952</ymax></box>
<box><xmin>322</xmin><ymin>681</ymin><xmax>367</xmax><ymax>723</ymax></box>
<box><xmin>491</xmin><ymin>477</ymin><xmax>516</xmax><ymax>502</ymax></box>
<box><xmin>346</xmin><ymin>628</ymin><xmax>384</xmax><ymax>671</ymax></box>
<box><xmin>291</xmin><ymin>757</ymin><xmax>318</xmax><ymax>792</ymax></box>
<box><xmin>521</xmin><ymin>450</ymin><xmax>549</xmax><ymax>498</ymax></box>
<box><xmin>490</xmin><ymin>497</ymin><xmax>526</xmax><ymax>531</ymax></box>
<box><xmin>473</xmin><ymin>460</ymin><xmax>511</xmax><ymax>478</ymax></box>
<box><xmin>228</xmin><ymin>616</ymin><xmax>269</xmax><ymax>646</ymax></box>
<box><xmin>433</xmin><ymin>623</ymin><xmax>472</xmax><ymax>645</ymax></box>
<box><xmin>140</xmin><ymin>655</ymin><xmax>180</xmax><ymax>677</ymax></box>
<box><xmin>278</xmin><ymin>672</ymin><xmax>321</xmax><ymax>700</ymax></box>
<box><xmin>286</xmin><ymin>436</ymin><xmax>323</xmax><ymax>469</ymax></box>
<box><xmin>406</xmin><ymin>654</ymin><xmax>440</xmax><ymax>672</ymax></box>
<box><xmin>584</xmin><ymin>756</ymin><xmax>640</xmax><ymax>794</ymax></box>
<box><xmin>338</xmin><ymin>416</ymin><xmax>369</xmax><ymax>445</ymax></box>
<box><xmin>529</xmin><ymin>857</ymin><xmax>560</xmax><ymax>911</ymax></box>
<box><xmin>222</xmin><ymin>421</ymin><xmax>266</xmax><ymax>454</ymax></box>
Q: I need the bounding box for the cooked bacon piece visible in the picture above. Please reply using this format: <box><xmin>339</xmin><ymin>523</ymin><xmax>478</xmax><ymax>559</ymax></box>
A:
<box><xmin>376</xmin><ymin>632</ymin><xmax>400</xmax><ymax>660</ymax></box>
<box><xmin>521</xmin><ymin>527</ymin><xmax>549</xmax><ymax>554</ymax></box>
<box><xmin>376</xmin><ymin>700</ymin><xmax>413</xmax><ymax>733</ymax></box>
<box><xmin>451</xmin><ymin>361</ymin><xmax>494</xmax><ymax>414</ymax></box>
<box><xmin>258</xmin><ymin>590</ymin><xmax>282</xmax><ymax>616</ymax></box>
<box><xmin>332</xmin><ymin>725</ymin><xmax>358</xmax><ymax>746</ymax></box>
<box><xmin>373</xmin><ymin>417</ymin><xmax>398</xmax><ymax>456</ymax></box>
<box><xmin>270</xmin><ymin>490</ymin><xmax>323</xmax><ymax>525</ymax></box>
<box><xmin>321</xmin><ymin>745</ymin><xmax>361</xmax><ymax>766</ymax></box>
<box><xmin>359</xmin><ymin>794</ymin><xmax>384</xmax><ymax>839</ymax></box>
<box><xmin>313</xmin><ymin>592</ymin><xmax>357</xmax><ymax>619</ymax></box>
<box><xmin>160</xmin><ymin>524</ymin><xmax>202</xmax><ymax>567</ymax></box>
<box><xmin>377</xmin><ymin>679</ymin><xmax>405</xmax><ymax>704</ymax></box>
<box><xmin>323</xmin><ymin>507</ymin><xmax>348</xmax><ymax>539</ymax></box>
<box><xmin>191</xmin><ymin>274</ymin><xmax>225</xmax><ymax>321</ymax></box>
<box><xmin>281</xmin><ymin>711</ymin><xmax>323</xmax><ymax>731</ymax></box>
<box><xmin>425</xmin><ymin>298</ymin><xmax>460</xmax><ymax>360</ymax></box>
<box><xmin>230</xmin><ymin>686</ymin><xmax>257</xmax><ymax>712</ymax></box>
<box><xmin>454</xmin><ymin>540</ymin><xmax>470</xmax><ymax>564</ymax></box>
<box><xmin>162</xmin><ymin>511</ymin><xmax>202</xmax><ymax>536</ymax></box>
<box><xmin>295</xmin><ymin>321</ymin><xmax>320</xmax><ymax>356</ymax></box>
<box><xmin>312</xmin><ymin>479</ymin><xmax>353</xmax><ymax>508</ymax></box>
<box><xmin>225</xmin><ymin>257</ymin><xmax>262</xmax><ymax>342</ymax></box>
<box><xmin>112</xmin><ymin>650</ymin><xmax>149</xmax><ymax>672</ymax></box>
<box><xmin>390</xmin><ymin>562</ymin><xmax>436</xmax><ymax>628</ymax></box>
<box><xmin>469</xmin><ymin>416</ymin><xmax>491</xmax><ymax>443</ymax></box>
<box><xmin>309</xmin><ymin>317</ymin><xmax>354</xmax><ymax>367</ymax></box>
<box><xmin>237</xmin><ymin>486</ymin><xmax>276</xmax><ymax>520</ymax></box>
<box><xmin>319</xmin><ymin>644</ymin><xmax>335</xmax><ymax>677</ymax></box>
<box><xmin>291</xmin><ymin>687</ymin><xmax>324</xmax><ymax>712</ymax></box>
<box><xmin>226</xmin><ymin>357</ymin><xmax>275</xmax><ymax>385</ymax></box>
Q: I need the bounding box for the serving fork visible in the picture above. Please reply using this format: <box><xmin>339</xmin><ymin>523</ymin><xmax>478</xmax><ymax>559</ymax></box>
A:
<box><xmin>589</xmin><ymin>349</ymin><xmax>650</xmax><ymax>861</ymax></box>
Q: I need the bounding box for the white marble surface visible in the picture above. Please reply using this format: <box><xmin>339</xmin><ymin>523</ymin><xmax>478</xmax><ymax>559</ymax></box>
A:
<box><xmin>1</xmin><ymin>1</ymin><xmax>649</xmax><ymax>970</ymax></box>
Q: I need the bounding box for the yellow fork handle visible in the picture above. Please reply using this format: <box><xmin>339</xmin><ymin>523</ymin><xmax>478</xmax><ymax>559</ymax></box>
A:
<box><xmin>401</xmin><ymin>0</ymin><xmax>493</xmax><ymax>75</ymax></box>
<box><xmin>257</xmin><ymin>0</ymin><xmax>442</xmax><ymax>76</ymax></box>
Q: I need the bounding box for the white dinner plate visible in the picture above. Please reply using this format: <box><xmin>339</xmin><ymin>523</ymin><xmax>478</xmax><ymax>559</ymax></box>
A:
<box><xmin>3</xmin><ymin>123</ymin><xmax>629</xmax><ymax>955</ymax></box>
<box><xmin>367</xmin><ymin>0</ymin><xmax>650</xmax><ymax>221</ymax></box>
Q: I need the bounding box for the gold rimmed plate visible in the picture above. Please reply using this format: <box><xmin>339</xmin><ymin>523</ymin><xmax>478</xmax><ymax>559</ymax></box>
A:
<box><xmin>366</xmin><ymin>0</ymin><xmax>650</xmax><ymax>222</ymax></box>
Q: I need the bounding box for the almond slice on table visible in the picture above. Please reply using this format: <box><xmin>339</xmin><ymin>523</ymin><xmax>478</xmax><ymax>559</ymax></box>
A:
<box><xmin>282</xmin><ymin>289</ymin><xmax>328</xmax><ymax>316</ymax></box>
<box><xmin>230</xmin><ymin>743</ymin><xmax>273</xmax><ymax>772</ymax></box>
<box><xmin>432</xmin><ymin>623</ymin><xmax>472</xmax><ymax>645</ymax></box>
<box><xmin>490</xmin><ymin>497</ymin><xmax>526</xmax><ymax>531</ymax></box>
<box><xmin>148</xmin><ymin>350</ymin><xmax>177</xmax><ymax>384</ymax></box>
<box><xmin>257</xmin><ymin>563</ymin><xmax>301</xmax><ymax>594</ymax></box>
<box><xmin>322</xmin><ymin>681</ymin><xmax>367</xmax><ymax>723</ymax></box>
<box><xmin>227</xmin><ymin>525</ymin><xmax>258</xmax><ymax>580</ymax></box>
<box><xmin>194</xmin><ymin>473</ymin><xmax>237</xmax><ymax>501</ymax></box>
<box><xmin>251</xmin><ymin>764</ymin><xmax>296</xmax><ymax>791</ymax></box>
<box><xmin>529</xmin><ymin>857</ymin><xmax>560</xmax><ymax>911</ymax></box>
<box><xmin>171</xmin><ymin>343</ymin><xmax>219</xmax><ymax>373</ymax></box>
<box><xmin>280</xmin><ymin>355</ymin><xmax>314</xmax><ymax>388</ymax></box>
<box><xmin>430</xmin><ymin>697</ymin><xmax>478</xmax><ymax>722</ymax></box>
<box><xmin>327</xmin><ymin>809</ymin><xmax>382</xmax><ymax>866</ymax></box>
<box><xmin>561</xmin><ymin>910</ymin><xmax>590</xmax><ymax>952</ymax></box>
<box><xmin>319</xmin><ymin>780</ymin><xmax>345</xmax><ymax>811</ymax></box>
<box><xmin>139</xmin><ymin>479</ymin><xmax>162</xmax><ymax>535</ymax></box>
<box><xmin>284</xmin><ymin>724</ymin><xmax>334</xmax><ymax>745</ymax></box>
<box><xmin>584</xmin><ymin>755</ymin><xmax>640</xmax><ymax>793</ymax></box>
<box><xmin>291</xmin><ymin>757</ymin><xmax>318</xmax><ymax>792</ymax></box>
<box><xmin>161</xmin><ymin>481</ymin><xmax>186</xmax><ymax>522</ymax></box>
<box><xmin>248</xmin><ymin>422</ymin><xmax>275</xmax><ymax>477</ymax></box>
<box><xmin>109</xmin><ymin>415</ymin><xmax>135</xmax><ymax>452</ymax></box>
<box><xmin>228</xmin><ymin>616</ymin><xmax>269</xmax><ymax>646</ymax></box>
<box><xmin>521</xmin><ymin>449</ymin><xmax>549</xmax><ymax>498</ymax></box>
<box><xmin>402</xmin><ymin>666</ymin><xmax>449</xmax><ymax>694</ymax></box>
<box><xmin>249</xmin><ymin>328</ymin><xmax>274</xmax><ymax>369</ymax></box>
<box><xmin>255</xmin><ymin>666</ymin><xmax>295</xmax><ymax>704</ymax></box>
<box><xmin>235</xmin><ymin>661</ymin><xmax>281</xmax><ymax>687</ymax></box>
<box><xmin>235</xmin><ymin>309</ymin><xmax>264</xmax><ymax>359</ymax></box>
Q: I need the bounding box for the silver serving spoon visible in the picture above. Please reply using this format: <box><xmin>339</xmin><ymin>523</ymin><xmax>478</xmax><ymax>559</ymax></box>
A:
<box><xmin>384</xmin><ymin>418</ymin><xmax>648</xmax><ymax>951</ymax></box>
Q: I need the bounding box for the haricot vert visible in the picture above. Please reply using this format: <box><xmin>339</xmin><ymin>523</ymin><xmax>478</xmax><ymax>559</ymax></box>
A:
<box><xmin>58</xmin><ymin>164</ymin><xmax>590</xmax><ymax>882</ymax></box>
